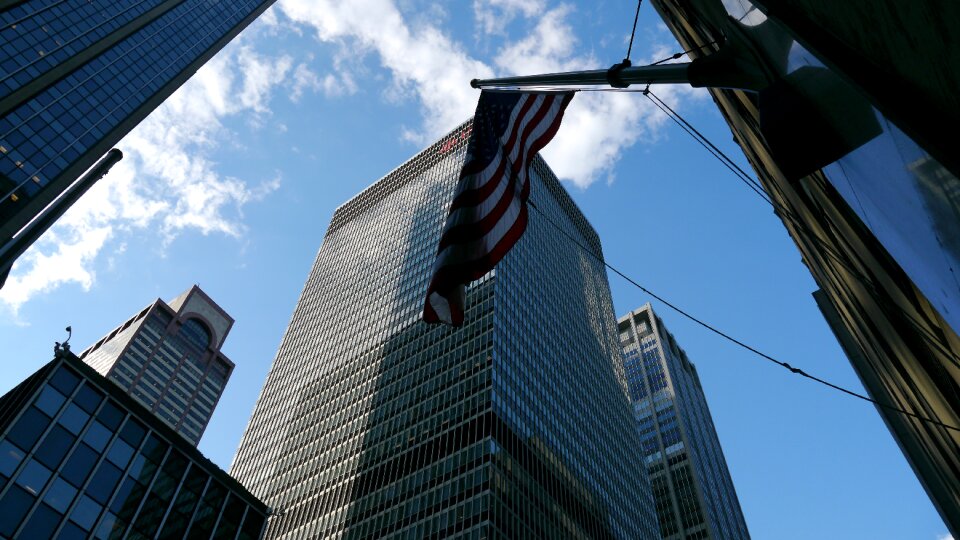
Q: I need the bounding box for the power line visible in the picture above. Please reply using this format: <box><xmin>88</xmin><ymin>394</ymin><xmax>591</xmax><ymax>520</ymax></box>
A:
<box><xmin>510</xmin><ymin>74</ymin><xmax>960</xmax><ymax>370</ymax></box>
<box><xmin>526</xmin><ymin>199</ymin><xmax>960</xmax><ymax>433</ymax></box>
<box><xmin>476</xmin><ymin>37</ymin><xmax>960</xmax><ymax>405</ymax></box>
<box><xmin>640</xmin><ymin>87</ymin><xmax>960</xmax><ymax>370</ymax></box>
<box><xmin>648</xmin><ymin>39</ymin><xmax>720</xmax><ymax>66</ymax></box>
<box><xmin>624</xmin><ymin>0</ymin><xmax>643</xmax><ymax>62</ymax></box>
<box><xmin>643</xmin><ymin>89</ymin><xmax>770</xmax><ymax>201</ymax></box>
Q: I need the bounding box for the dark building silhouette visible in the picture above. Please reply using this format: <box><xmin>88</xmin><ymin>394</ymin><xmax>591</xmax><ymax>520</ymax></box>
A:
<box><xmin>0</xmin><ymin>350</ymin><xmax>267</xmax><ymax>539</ymax></box>
<box><xmin>0</xmin><ymin>1</ymin><xmax>277</xmax><ymax>279</ymax></box>
<box><xmin>230</xmin><ymin>121</ymin><xmax>658</xmax><ymax>538</ymax></box>
<box><xmin>650</xmin><ymin>0</ymin><xmax>960</xmax><ymax>535</ymax></box>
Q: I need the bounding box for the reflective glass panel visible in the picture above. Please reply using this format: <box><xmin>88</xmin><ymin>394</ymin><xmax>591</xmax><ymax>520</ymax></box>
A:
<box><xmin>0</xmin><ymin>439</ymin><xmax>25</xmax><ymax>476</ymax></box>
<box><xmin>82</xmin><ymin>421</ymin><xmax>112</xmax><ymax>452</ymax></box>
<box><xmin>35</xmin><ymin>386</ymin><xmax>67</xmax><ymax>417</ymax></box>
<box><xmin>238</xmin><ymin>511</ymin><xmax>266</xmax><ymax>540</ymax></box>
<box><xmin>106</xmin><ymin>439</ymin><xmax>134</xmax><ymax>469</ymax></box>
<box><xmin>74</xmin><ymin>384</ymin><xmax>104</xmax><ymax>414</ymax></box>
<box><xmin>8</xmin><ymin>406</ymin><xmax>52</xmax><ymax>450</ymax></box>
<box><xmin>35</xmin><ymin>424</ymin><xmax>76</xmax><ymax>469</ymax></box>
<box><xmin>70</xmin><ymin>494</ymin><xmax>103</xmax><ymax>531</ymax></box>
<box><xmin>86</xmin><ymin>461</ymin><xmax>123</xmax><ymax>505</ymax></box>
<box><xmin>119</xmin><ymin>418</ymin><xmax>146</xmax><ymax>447</ymax></box>
<box><xmin>212</xmin><ymin>494</ymin><xmax>245</xmax><ymax>539</ymax></box>
<box><xmin>131</xmin><ymin>492</ymin><xmax>169</xmax><ymax>538</ymax></box>
<box><xmin>58</xmin><ymin>403</ymin><xmax>90</xmax><ymax>436</ymax></box>
<box><xmin>0</xmin><ymin>485</ymin><xmax>35</xmax><ymax>537</ymax></box>
<box><xmin>19</xmin><ymin>502</ymin><xmax>62</xmax><ymax>539</ymax></box>
<box><xmin>141</xmin><ymin>434</ymin><xmax>168</xmax><ymax>463</ymax></box>
<box><xmin>158</xmin><ymin>483</ymin><xmax>200</xmax><ymax>539</ymax></box>
<box><xmin>50</xmin><ymin>367</ymin><xmax>81</xmax><ymax>396</ymax></box>
<box><xmin>111</xmin><ymin>476</ymin><xmax>146</xmax><ymax>520</ymax></box>
<box><xmin>16</xmin><ymin>458</ymin><xmax>52</xmax><ymax>496</ymax></box>
<box><xmin>57</xmin><ymin>521</ymin><xmax>89</xmax><ymax>540</ymax></box>
<box><xmin>128</xmin><ymin>453</ymin><xmax>158</xmax><ymax>486</ymax></box>
<box><xmin>96</xmin><ymin>401</ymin><xmax>125</xmax><ymax>432</ymax></box>
<box><xmin>44</xmin><ymin>476</ymin><xmax>79</xmax><ymax>513</ymax></box>
<box><xmin>61</xmin><ymin>443</ymin><xmax>99</xmax><ymax>487</ymax></box>
<box><xmin>94</xmin><ymin>511</ymin><xmax>124</xmax><ymax>540</ymax></box>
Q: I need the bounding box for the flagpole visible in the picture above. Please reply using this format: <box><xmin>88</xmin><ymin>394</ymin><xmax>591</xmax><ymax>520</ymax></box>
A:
<box><xmin>471</xmin><ymin>63</ymin><xmax>692</xmax><ymax>89</ymax></box>
<box><xmin>471</xmin><ymin>47</ymin><xmax>770</xmax><ymax>92</ymax></box>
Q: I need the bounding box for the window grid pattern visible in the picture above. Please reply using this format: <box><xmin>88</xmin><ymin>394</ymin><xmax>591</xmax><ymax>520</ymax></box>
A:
<box><xmin>231</xmin><ymin>121</ymin><xmax>657</xmax><ymax>539</ymax></box>
<box><xmin>0</xmin><ymin>362</ymin><xmax>266</xmax><ymax>539</ymax></box>
<box><xmin>618</xmin><ymin>306</ymin><xmax>750</xmax><ymax>539</ymax></box>
<box><xmin>0</xmin><ymin>0</ymin><xmax>161</xmax><ymax>98</ymax></box>
<box><xmin>79</xmin><ymin>303</ymin><xmax>233</xmax><ymax>446</ymax></box>
<box><xmin>0</xmin><ymin>0</ymin><xmax>271</xmax><ymax>228</ymax></box>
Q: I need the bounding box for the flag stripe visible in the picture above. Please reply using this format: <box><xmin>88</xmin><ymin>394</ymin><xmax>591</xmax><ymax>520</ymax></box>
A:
<box><xmin>457</xmin><ymin>93</ymin><xmax>537</xmax><ymax>181</ymax></box>
<box><xmin>450</xmin><ymin>94</ymin><xmax>539</xmax><ymax>209</ymax></box>
<box><xmin>423</xmin><ymin>90</ymin><xmax>573</xmax><ymax>325</ymax></box>
<box><xmin>454</xmin><ymin>94</ymin><xmax>552</xmax><ymax>198</ymax></box>
<box><xmin>437</xmin><ymin>95</ymin><xmax>565</xmax><ymax>250</ymax></box>
<box><xmin>438</xmin><ymin>195</ymin><xmax>523</xmax><ymax>265</ymax></box>
<box><xmin>423</xmin><ymin>203</ymin><xmax>529</xmax><ymax>325</ymax></box>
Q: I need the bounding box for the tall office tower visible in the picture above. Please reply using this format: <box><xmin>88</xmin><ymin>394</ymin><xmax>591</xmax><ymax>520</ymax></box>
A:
<box><xmin>0</xmin><ymin>0</ymin><xmax>277</xmax><ymax>276</ymax></box>
<box><xmin>231</xmin><ymin>122</ymin><xmax>658</xmax><ymax>539</ymax></box>
<box><xmin>79</xmin><ymin>285</ymin><xmax>235</xmax><ymax>446</ymax></box>
<box><xmin>650</xmin><ymin>0</ymin><xmax>960</xmax><ymax>535</ymax></box>
<box><xmin>618</xmin><ymin>304</ymin><xmax>749</xmax><ymax>540</ymax></box>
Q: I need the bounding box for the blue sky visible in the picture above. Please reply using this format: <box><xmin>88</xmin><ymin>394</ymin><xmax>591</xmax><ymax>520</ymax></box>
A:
<box><xmin>0</xmin><ymin>1</ymin><xmax>950</xmax><ymax>538</ymax></box>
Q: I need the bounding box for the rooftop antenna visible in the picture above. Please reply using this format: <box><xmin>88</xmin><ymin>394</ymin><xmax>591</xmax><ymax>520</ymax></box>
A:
<box><xmin>54</xmin><ymin>326</ymin><xmax>72</xmax><ymax>357</ymax></box>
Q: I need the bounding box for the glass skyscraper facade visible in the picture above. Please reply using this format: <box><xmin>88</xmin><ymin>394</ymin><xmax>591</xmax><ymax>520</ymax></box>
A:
<box><xmin>0</xmin><ymin>0</ymin><xmax>277</xmax><ymax>259</ymax></box>
<box><xmin>79</xmin><ymin>285</ymin><xmax>235</xmax><ymax>446</ymax></box>
<box><xmin>618</xmin><ymin>304</ymin><xmax>749</xmax><ymax>540</ymax></box>
<box><xmin>650</xmin><ymin>0</ymin><xmax>960</xmax><ymax>534</ymax></box>
<box><xmin>0</xmin><ymin>351</ymin><xmax>267</xmax><ymax>539</ymax></box>
<box><xmin>230</xmin><ymin>121</ymin><xmax>658</xmax><ymax>539</ymax></box>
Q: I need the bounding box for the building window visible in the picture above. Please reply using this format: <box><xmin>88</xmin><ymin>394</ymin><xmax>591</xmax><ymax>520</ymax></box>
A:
<box><xmin>180</xmin><ymin>319</ymin><xmax>212</xmax><ymax>351</ymax></box>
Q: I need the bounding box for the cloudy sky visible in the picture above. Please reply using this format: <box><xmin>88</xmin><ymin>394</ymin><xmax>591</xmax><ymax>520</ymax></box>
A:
<box><xmin>0</xmin><ymin>1</ymin><xmax>950</xmax><ymax>538</ymax></box>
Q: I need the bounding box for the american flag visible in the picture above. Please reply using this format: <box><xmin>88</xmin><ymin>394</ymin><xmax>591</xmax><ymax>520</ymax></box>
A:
<box><xmin>423</xmin><ymin>90</ymin><xmax>575</xmax><ymax>326</ymax></box>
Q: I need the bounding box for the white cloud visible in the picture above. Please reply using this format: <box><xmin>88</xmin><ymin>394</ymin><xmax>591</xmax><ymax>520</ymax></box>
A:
<box><xmin>474</xmin><ymin>0</ymin><xmax>546</xmax><ymax>35</ymax></box>
<box><xmin>237</xmin><ymin>47</ymin><xmax>293</xmax><ymax>113</ymax></box>
<box><xmin>0</xmin><ymin>40</ymin><xmax>289</xmax><ymax>316</ymax></box>
<box><xmin>278</xmin><ymin>0</ymin><xmax>494</xmax><ymax>142</ymax></box>
<box><xmin>2</xmin><ymin>1</ymin><xmax>704</xmax><ymax>316</ymax></box>
<box><xmin>290</xmin><ymin>63</ymin><xmax>323</xmax><ymax>101</ymax></box>
<box><xmin>319</xmin><ymin>73</ymin><xmax>351</xmax><ymax>98</ymax></box>
<box><xmin>938</xmin><ymin>535</ymin><xmax>954</xmax><ymax>540</ymax></box>
<box><xmin>494</xmin><ymin>6</ymin><xmax>704</xmax><ymax>188</ymax></box>
<box><xmin>0</xmin><ymin>221</ymin><xmax>110</xmax><ymax>314</ymax></box>
<box><xmin>278</xmin><ymin>0</ymin><xmax>701</xmax><ymax>188</ymax></box>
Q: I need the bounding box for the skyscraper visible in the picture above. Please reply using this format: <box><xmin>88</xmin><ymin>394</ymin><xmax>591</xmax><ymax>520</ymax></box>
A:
<box><xmin>230</xmin><ymin>121</ymin><xmax>658</xmax><ymax>538</ymax></box>
<box><xmin>649</xmin><ymin>0</ymin><xmax>960</xmax><ymax>534</ymax></box>
<box><xmin>79</xmin><ymin>285</ymin><xmax>235</xmax><ymax>446</ymax></box>
<box><xmin>618</xmin><ymin>304</ymin><xmax>749</xmax><ymax>539</ymax></box>
<box><xmin>0</xmin><ymin>0</ymin><xmax>277</xmax><ymax>275</ymax></box>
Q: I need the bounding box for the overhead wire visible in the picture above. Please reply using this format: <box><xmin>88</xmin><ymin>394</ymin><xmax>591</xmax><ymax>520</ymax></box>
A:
<box><xmin>624</xmin><ymin>0</ymin><xmax>643</xmax><ymax>62</ymax></box>
<box><xmin>525</xmin><ymin>199</ymin><xmax>960</xmax><ymax>433</ymax></box>
<box><xmin>643</xmin><ymin>89</ymin><xmax>770</xmax><ymax>202</ymax></box>
<box><xmin>640</xmin><ymin>86</ymin><xmax>960</xmax><ymax>369</ymax></box>
<box><xmin>476</xmin><ymin>12</ymin><xmax>960</xmax><ymax>429</ymax></box>
<box><xmin>506</xmin><ymin>39</ymin><xmax>960</xmax><ymax>372</ymax></box>
<box><xmin>530</xmin><ymin>12</ymin><xmax>960</xmax><ymax>430</ymax></box>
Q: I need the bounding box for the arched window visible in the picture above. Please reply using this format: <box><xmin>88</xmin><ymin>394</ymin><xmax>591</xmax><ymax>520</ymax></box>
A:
<box><xmin>181</xmin><ymin>318</ymin><xmax>212</xmax><ymax>350</ymax></box>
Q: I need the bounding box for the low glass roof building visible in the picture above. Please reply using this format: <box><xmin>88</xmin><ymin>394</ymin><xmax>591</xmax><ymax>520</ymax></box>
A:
<box><xmin>0</xmin><ymin>350</ymin><xmax>267</xmax><ymax>539</ymax></box>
